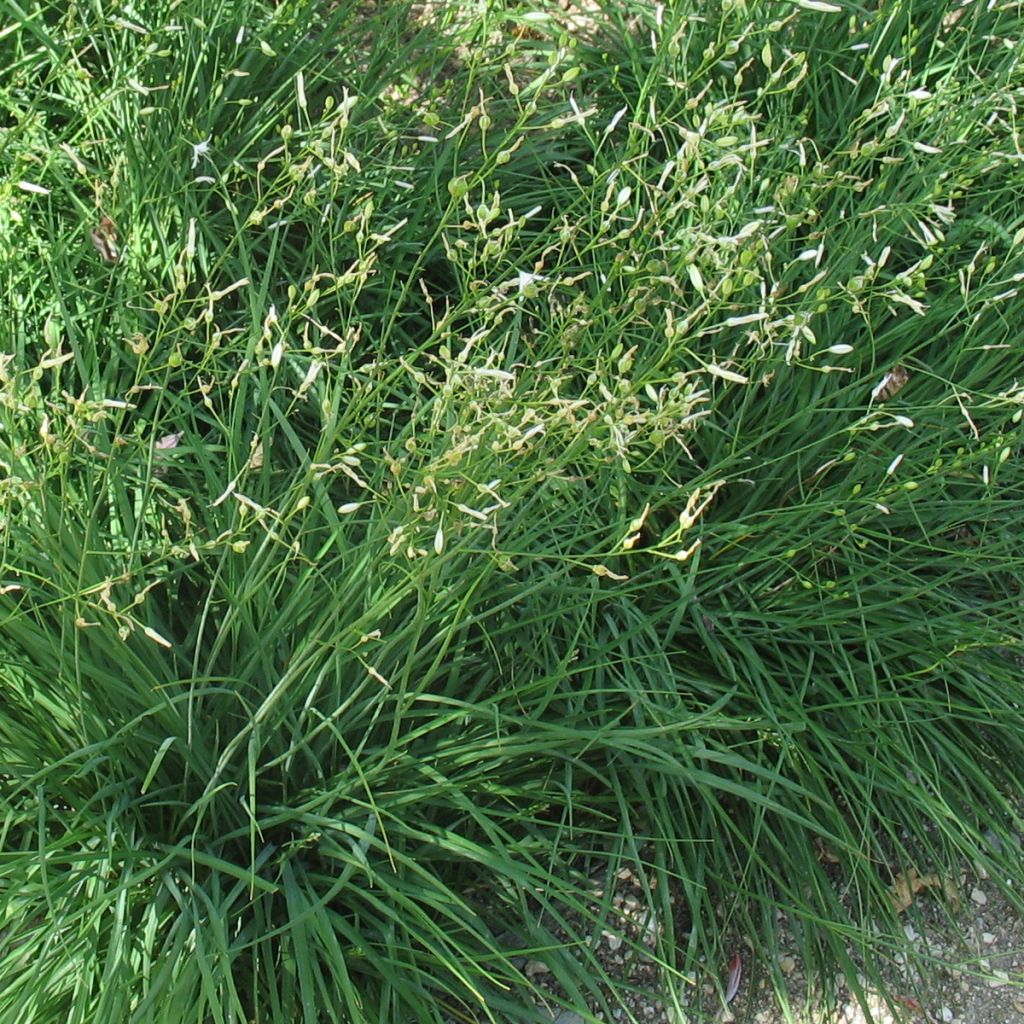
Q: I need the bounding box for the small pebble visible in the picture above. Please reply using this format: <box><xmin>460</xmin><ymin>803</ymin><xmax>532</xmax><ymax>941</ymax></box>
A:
<box><xmin>970</xmin><ymin>887</ymin><xmax>988</xmax><ymax>905</ymax></box>
<box><xmin>982</xmin><ymin>828</ymin><xmax>1002</xmax><ymax>854</ymax></box>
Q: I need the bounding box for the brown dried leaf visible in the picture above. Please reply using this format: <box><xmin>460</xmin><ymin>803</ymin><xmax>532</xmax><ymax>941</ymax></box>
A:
<box><xmin>871</xmin><ymin>364</ymin><xmax>909</xmax><ymax>402</ymax></box>
<box><xmin>90</xmin><ymin>215</ymin><xmax>120</xmax><ymax>264</ymax></box>
<box><xmin>887</xmin><ymin>868</ymin><xmax>959</xmax><ymax>913</ymax></box>
<box><xmin>814</xmin><ymin>836</ymin><xmax>841</xmax><ymax>864</ymax></box>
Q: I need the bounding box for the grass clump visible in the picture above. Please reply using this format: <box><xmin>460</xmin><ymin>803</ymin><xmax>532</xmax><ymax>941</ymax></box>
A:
<box><xmin>1</xmin><ymin>0</ymin><xmax>1023</xmax><ymax>1022</ymax></box>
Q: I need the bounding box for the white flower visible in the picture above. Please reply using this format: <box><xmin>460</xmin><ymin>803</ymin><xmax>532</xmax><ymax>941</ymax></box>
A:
<box><xmin>191</xmin><ymin>137</ymin><xmax>212</xmax><ymax>170</ymax></box>
<box><xmin>516</xmin><ymin>270</ymin><xmax>545</xmax><ymax>297</ymax></box>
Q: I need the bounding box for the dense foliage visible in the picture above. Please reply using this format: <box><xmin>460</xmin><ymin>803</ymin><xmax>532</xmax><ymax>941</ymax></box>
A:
<box><xmin>2</xmin><ymin>0</ymin><xmax>1023</xmax><ymax>1021</ymax></box>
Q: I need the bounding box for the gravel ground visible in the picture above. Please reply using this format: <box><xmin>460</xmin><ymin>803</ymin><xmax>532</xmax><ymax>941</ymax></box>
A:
<box><xmin>511</xmin><ymin>855</ymin><xmax>1024</xmax><ymax>1024</ymax></box>
<box><xmin>702</xmin><ymin>869</ymin><xmax>1024</xmax><ymax>1024</ymax></box>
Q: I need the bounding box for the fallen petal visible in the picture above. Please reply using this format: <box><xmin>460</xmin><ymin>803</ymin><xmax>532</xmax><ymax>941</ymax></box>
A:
<box><xmin>156</xmin><ymin>431</ymin><xmax>184</xmax><ymax>450</ymax></box>
<box><xmin>725</xmin><ymin>952</ymin><xmax>742</xmax><ymax>1003</ymax></box>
